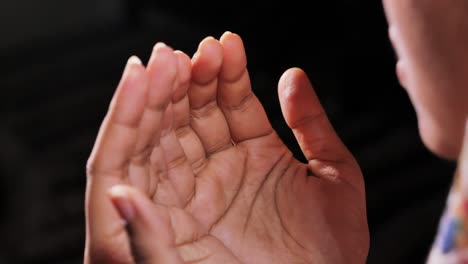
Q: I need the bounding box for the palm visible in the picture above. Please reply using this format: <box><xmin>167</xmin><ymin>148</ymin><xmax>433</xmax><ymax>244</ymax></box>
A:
<box><xmin>172</xmin><ymin>121</ymin><xmax>369</xmax><ymax>264</ymax></box>
<box><xmin>85</xmin><ymin>33</ymin><xmax>369</xmax><ymax>264</ymax></box>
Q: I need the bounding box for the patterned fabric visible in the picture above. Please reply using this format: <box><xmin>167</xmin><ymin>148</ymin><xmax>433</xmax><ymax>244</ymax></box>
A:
<box><xmin>427</xmin><ymin>134</ymin><xmax>468</xmax><ymax>264</ymax></box>
<box><xmin>1</xmin><ymin>2</ymin><xmax>457</xmax><ymax>263</ymax></box>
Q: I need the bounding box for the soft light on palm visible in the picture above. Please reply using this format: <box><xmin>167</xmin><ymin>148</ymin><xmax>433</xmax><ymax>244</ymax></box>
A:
<box><xmin>85</xmin><ymin>32</ymin><xmax>369</xmax><ymax>264</ymax></box>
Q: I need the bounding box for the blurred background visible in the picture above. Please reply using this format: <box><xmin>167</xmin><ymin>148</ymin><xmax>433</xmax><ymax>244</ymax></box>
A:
<box><xmin>0</xmin><ymin>1</ymin><xmax>457</xmax><ymax>263</ymax></box>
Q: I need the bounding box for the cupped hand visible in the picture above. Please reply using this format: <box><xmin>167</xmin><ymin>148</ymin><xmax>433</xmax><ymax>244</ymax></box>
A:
<box><xmin>85</xmin><ymin>32</ymin><xmax>369</xmax><ymax>264</ymax></box>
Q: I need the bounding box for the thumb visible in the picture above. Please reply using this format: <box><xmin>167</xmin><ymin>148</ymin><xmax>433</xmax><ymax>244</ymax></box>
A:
<box><xmin>278</xmin><ymin>68</ymin><xmax>361</xmax><ymax>187</ymax></box>
<box><xmin>108</xmin><ymin>185</ymin><xmax>184</xmax><ymax>264</ymax></box>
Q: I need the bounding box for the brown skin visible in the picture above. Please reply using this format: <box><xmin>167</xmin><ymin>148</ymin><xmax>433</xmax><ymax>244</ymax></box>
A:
<box><xmin>84</xmin><ymin>33</ymin><xmax>369</xmax><ymax>264</ymax></box>
<box><xmin>383</xmin><ymin>0</ymin><xmax>468</xmax><ymax>160</ymax></box>
<box><xmin>384</xmin><ymin>1</ymin><xmax>468</xmax><ymax>262</ymax></box>
<box><xmin>84</xmin><ymin>1</ymin><xmax>468</xmax><ymax>263</ymax></box>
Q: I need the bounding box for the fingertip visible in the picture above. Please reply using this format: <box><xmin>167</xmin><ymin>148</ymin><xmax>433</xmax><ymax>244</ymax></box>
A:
<box><xmin>192</xmin><ymin>36</ymin><xmax>219</xmax><ymax>61</ymax></box>
<box><xmin>192</xmin><ymin>37</ymin><xmax>223</xmax><ymax>84</ymax></box>
<box><xmin>279</xmin><ymin>67</ymin><xmax>306</xmax><ymax>82</ymax></box>
<box><xmin>109</xmin><ymin>185</ymin><xmax>135</xmax><ymax>222</ymax></box>
<box><xmin>108</xmin><ymin>185</ymin><xmax>131</xmax><ymax>198</ymax></box>
<box><xmin>219</xmin><ymin>32</ymin><xmax>247</xmax><ymax>82</ymax></box>
<box><xmin>124</xmin><ymin>55</ymin><xmax>146</xmax><ymax>78</ymax></box>
<box><xmin>278</xmin><ymin>67</ymin><xmax>309</xmax><ymax>101</ymax></box>
<box><xmin>219</xmin><ymin>31</ymin><xmax>237</xmax><ymax>42</ymax></box>
<box><xmin>112</xmin><ymin>56</ymin><xmax>149</xmax><ymax>126</ymax></box>
<box><xmin>108</xmin><ymin>186</ymin><xmax>180</xmax><ymax>262</ymax></box>
<box><xmin>278</xmin><ymin>67</ymin><xmax>323</xmax><ymax>130</ymax></box>
<box><xmin>148</xmin><ymin>42</ymin><xmax>177</xmax><ymax>72</ymax></box>
<box><xmin>149</xmin><ymin>42</ymin><xmax>177</xmax><ymax>72</ymax></box>
<box><xmin>146</xmin><ymin>42</ymin><xmax>178</xmax><ymax>109</ymax></box>
<box><xmin>127</xmin><ymin>55</ymin><xmax>143</xmax><ymax>66</ymax></box>
<box><xmin>198</xmin><ymin>36</ymin><xmax>217</xmax><ymax>47</ymax></box>
<box><xmin>278</xmin><ymin>67</ymin><xmax>358</xmax><ymax>170</ymax></box>
<box><xmin>220</xmin><ymin>30</ymin><xmax>232</xmax><ymax>40</ymax></box>
<box><xmin>154</xmin><ymin>42</ymin><xmax>168</xmax><ymax>50</ymax></box>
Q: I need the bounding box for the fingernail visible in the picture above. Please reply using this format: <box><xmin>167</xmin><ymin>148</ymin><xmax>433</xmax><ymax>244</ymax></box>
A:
<box><xmin>221</xmin><ymin>31</ymin><xmax>232</xmax><ymax>37</ymax></box>
<box><xmin>199</xmin><ymin>36</ymin><xmax>215</xmax><ymax>48</ymax></box>
<box><xmin>109</xmin><ymin>186</ymin><xmax>135</xmax><ymax>222</ymax></box>
<box><xmin>127</xmin><ymin>56</ymin><xmax>142</xmax><ymax>65</ymax></box>
<box><xmin>149</xmin><ymin>42</ymin><xmax>170</xmax><ymax>65</ymax></box>
<box><xmin>154</xmin><ymin>42</ymin><xmax>167</xmax><ymax>50</ymax></box>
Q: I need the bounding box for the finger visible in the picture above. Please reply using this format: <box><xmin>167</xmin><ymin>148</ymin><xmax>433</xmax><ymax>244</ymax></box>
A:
<box><xmin>159</xmin><ymin>103</ymin><xmax>196</xmax><ymax>207</ymax></box>
<box><xmin>109</xmin><ymin>186</ymin><xmax>239</xmax><ymax>264</ymax></box>
<box><xmin>109</xmin><ymin>185</ymin><xmax>184</xmax><ymax>264</ymax></box>
<box><xmin>218</xmin><ymin>32</ymin><xmax>273</xmax><ymax>142</ymax></box>
<box><xmin>86</xmin><ymin>178</ymin><xmax>133</xmax><ymax>264</ymax></box>
<box><xmin>85</xmin><ymin>56</ymin><xmax>147</xmax><ymax>263</ymax></box>
<box><xmin>189</xmin><ymin>37</ymin><xmax>233</xmax><ymax>155</ymax></box>
<box><xmin>87</xmin><ymin>56</ymin><xmax>148</xmax><ymax>176</ymax></box>
<box><xmin>173</xmin><ymin>51</ymin><xmax>207</xmax><ymax>174</ymax></box>
<box><xmin>129</xmin><ymin>43</ymin><xmax>176</xmax><ymax>196</ymax></box>
<box><xmin>278</xmin><ymin>68</ymin><xmax>359</xmax><ymax>184</ymax></box>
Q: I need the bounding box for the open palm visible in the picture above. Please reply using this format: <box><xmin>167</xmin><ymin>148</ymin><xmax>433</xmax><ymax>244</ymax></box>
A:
<box><xmin>85</xmin><ymin>32</ymin><xmax>369</xmax><ymax>264</ymax></box>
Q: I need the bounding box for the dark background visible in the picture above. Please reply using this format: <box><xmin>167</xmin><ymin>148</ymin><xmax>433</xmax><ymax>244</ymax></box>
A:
<box><xmin>0</xmin><ymin>1</ymin><xmax>457</xmax><ymax>263</ymax></box>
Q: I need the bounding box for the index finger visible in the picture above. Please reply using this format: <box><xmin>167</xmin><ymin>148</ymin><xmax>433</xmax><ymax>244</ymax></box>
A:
<box><xmin>87</xmin><ymin>56</ymin><xmax>149</xmax><ymax>177</ymax></box>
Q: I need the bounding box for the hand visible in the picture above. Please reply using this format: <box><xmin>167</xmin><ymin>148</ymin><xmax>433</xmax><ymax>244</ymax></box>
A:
<box><xmin>85</xmin><ymin>32</ymin><xmax>369</xmax><ymax>264</ymax></box>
